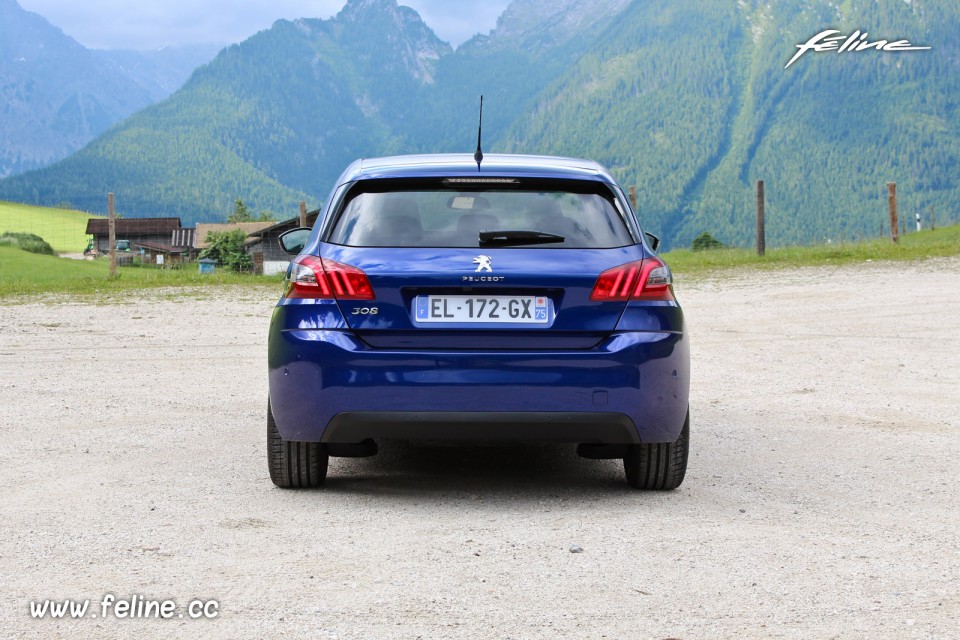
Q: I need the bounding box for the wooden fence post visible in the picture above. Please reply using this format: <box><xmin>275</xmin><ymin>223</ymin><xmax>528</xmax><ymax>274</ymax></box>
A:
<box><xmin>887</xmin><ymin>183</ymin><xmax>898</xmax><ymax>244</ymax></box>
<box><xmin>756</xmin><ymin>180</ymin><xmax>765</xmax><ymax>256</ymax></box>
<box><xmin>628</xmin><ymin>186</ymin><xmax>637</xmax><ymax>211</ymax></box>
<box><xmin>299</xmin><ymin>201</ymin><xmax>307</xmax><ymax>228</ymax></box>
<box><xmin>108</xmin><ymin>193</ymin><xmax>117</xmax><ymax>278</ymax></box>
<box><xmin>931</xmin><ymin>205</ymin><xmax>935</xmax><ymax>231</ymax></box>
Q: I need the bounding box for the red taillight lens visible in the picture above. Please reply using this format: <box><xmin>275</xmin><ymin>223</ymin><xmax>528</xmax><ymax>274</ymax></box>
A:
<box><xmin>286</xmin><ymin>256</ymin><xmax>375</xmax><ymax>300</ymax></box>
<box><xmin>591</xmin><ymin>262</ymin><xmax>641</xmax><ymax>301</ymax></box>
<box><xmin>590</xmin><ymin>257</ymin><xmax>674</xmax><ymax>302</ymax></box>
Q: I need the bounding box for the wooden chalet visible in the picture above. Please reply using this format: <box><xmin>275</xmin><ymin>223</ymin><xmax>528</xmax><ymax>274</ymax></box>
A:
<box><xmin>85</xmin><ymin>217</ymin><xmax>196</xmax><ymax>264</ymax></box>
<box><xmin>245</xmin><ymin>210</ymin><xmax>320</xmax><ymax>275</ymax></box>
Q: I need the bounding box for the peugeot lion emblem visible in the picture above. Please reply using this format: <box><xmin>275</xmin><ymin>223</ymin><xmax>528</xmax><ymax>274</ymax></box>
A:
<box><xmin>473</xmin><ymin>255</ymin><xmax>493</xmax><ymax>273</ymax></box>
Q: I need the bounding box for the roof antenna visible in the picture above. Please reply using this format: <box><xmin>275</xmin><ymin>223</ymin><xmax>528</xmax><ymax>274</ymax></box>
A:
<box><xmin>473</xmin><ymin>95</ymin><xmax>484</xmax><ymax>169</ymax></box>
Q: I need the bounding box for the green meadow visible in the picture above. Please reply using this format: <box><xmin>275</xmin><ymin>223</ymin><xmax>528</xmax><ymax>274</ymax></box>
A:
<box><xmin>662</xmin><ymin>225</ymin><xmax>960</xmax><ymax>276</ymax></box>
<box><xmin>0</xmin><ymin>246</ymin><xmax>280</xmax><ymax>298</ymax></box>
<box><xmin>0</xmin><ymin>200</ymin><xmax>100</xmax><ymax>253</ymax></box>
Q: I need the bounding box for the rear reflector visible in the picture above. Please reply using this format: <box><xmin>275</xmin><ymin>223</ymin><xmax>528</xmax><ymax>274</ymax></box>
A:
<box><xmin>286</xmin><ymin>256</ymin><xmax>375</xmax><ymax>300</ymax></box>
<box><xmin>590</xmin><ymin>257</ymin><xmax>675</xmax><ymax>302</ymax></box>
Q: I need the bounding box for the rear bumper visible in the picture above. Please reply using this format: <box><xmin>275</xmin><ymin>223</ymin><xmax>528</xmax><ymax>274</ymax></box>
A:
<box><xmin>268</xmin><ymin>312</ymin><xmax>689</xmax><ymax>444</ymax></box>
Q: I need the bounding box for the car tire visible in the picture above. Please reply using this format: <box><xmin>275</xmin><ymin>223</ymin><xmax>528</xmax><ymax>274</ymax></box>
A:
<box><xmin>267</xmin><ymin>401</ymin><xmax>328</xmax><ymax>488</ymax></box>
<box><xmin>623</xmin><ymin>409</ymin><xmax>689</xmax><ymax>490</ymax></box>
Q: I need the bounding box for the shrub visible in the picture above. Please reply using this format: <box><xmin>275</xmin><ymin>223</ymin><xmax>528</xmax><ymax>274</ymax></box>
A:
<box><xmin>691</xmin><ymin>231</ymin><xmax>724</xmax><ymax>252</ymax></box>
<box><xmin>0</xmin><ymin>232</ymin><xmax>56</xmax><ymax>256</ymax></box>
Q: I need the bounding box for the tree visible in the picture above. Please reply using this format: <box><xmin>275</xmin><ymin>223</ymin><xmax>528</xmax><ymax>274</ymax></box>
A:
<box><xmin>229</xmin><ymin>198</ymin><xmax>277</xmax><ymax>222</ymax></box>
<box><xmin>198</xmin><ymin>229</ymin><xmax>253</xmax><ymax>272</ymax></box>
<box><xmin>228</xmin><ymin>198</ymin><xmax>253</xmax><ymax>223</ymax></box>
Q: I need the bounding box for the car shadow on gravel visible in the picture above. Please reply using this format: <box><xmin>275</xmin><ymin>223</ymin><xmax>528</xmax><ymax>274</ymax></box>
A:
<box><xmin>317</xmin><ymin>440</ymin><xmax>634</xmax><ymax>497</ymax></box>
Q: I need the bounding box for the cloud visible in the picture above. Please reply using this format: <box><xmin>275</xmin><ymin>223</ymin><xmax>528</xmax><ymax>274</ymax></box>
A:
<box><xmin>16</xmin><ymin>0</ymin><xmax>512</xmax><ymax>50</ymax></box>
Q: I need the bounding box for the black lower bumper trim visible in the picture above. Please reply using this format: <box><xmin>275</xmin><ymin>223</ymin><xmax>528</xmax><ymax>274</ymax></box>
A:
<box><xmin>321</xmin><ymin>411</ymin><xmax>641</xmax><ymax>444</ymax></box>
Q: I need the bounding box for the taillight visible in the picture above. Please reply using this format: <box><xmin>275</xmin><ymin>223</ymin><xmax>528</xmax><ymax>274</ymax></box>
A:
<box><xmin>590</xmin><ymin>257</ymin><xmax>675</xmax><ymax>302</ymax></box>
<box><xmin>286</xmin><ymin>256</ymin><xmax>375</xmax><ymax>300</ymax></box>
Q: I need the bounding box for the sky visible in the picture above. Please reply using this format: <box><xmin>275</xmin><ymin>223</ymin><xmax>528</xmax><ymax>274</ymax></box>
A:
<box><xmin>16</xmin><ymin>0</ymin><xmax>513</xmax><ymax>51</ymax></box>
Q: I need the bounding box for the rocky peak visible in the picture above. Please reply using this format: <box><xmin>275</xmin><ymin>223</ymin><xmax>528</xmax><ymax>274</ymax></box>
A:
<box><xmin>334</xmin><ymin>0</ymin><xmax>452</xmax><ymax>84</ymax></box>
<box><xmin>466</xmin><ymin>0</ymin><xmax>632</xmax><ymax>53</ymax></box>
<box><xmin>491</xmin><ymin>0</ymin><xmax>581</xmax><ymax>38</ymax></box>
<box><xmin>336</xmin><ymin>0</ymin><xmax>400</xmax><ymax>23</ymax></box>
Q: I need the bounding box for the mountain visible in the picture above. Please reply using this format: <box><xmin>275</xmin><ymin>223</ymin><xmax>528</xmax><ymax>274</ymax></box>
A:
<box><xmin>505</xmin><ymin>0</ymin><xmax>960</xmax><ymax>248</ymax></box>
<box><xmin>0</xmin><ymin>0</ymin><xmax>634</xmax><ymax>222</ymax></box>
<box><xmin>1</xmin><ymin>0</ymin><xmax>957</xmax><ymax>248</ymax></box>
<box><xmin>0</xmin><ymin>0</ymin><xmax>454</xmax><ymax>220</ymax></box>
<box><xmin>0</xmin><ymin>0</ymin><xmax>216</xmax><ymax>179</ymax></box>
<box><xmin>414</xmin><ymin>0</ymin><xmax>632</xmax><ymax>155</ymax></box>
<box><xmin>464</xmin><ymin>0</ymin><xmax>631</xmax><ymax>53</ymax></box>
<box><xmin>95</xmin><ymin>44</ymin><xmax>224</xmax><ymax>103</ymax></box>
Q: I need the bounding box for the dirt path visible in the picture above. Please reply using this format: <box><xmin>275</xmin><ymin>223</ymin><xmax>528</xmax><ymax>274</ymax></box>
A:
<box><xmin>1</xmin><ymin>258</ymin><xmax>958</xmax><ymax>639</ymax></box>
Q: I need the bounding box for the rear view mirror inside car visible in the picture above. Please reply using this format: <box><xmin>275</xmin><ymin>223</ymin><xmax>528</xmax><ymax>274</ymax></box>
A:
<box><xmin>447</xmin><ymin>195</ymin><xmax>490</xmax><ymax>210</ymax></box>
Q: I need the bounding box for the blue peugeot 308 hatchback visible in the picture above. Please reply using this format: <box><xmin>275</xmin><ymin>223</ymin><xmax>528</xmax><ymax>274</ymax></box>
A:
<box><xmin>268</xmin><ymin>153</ymin><xmax>690</xmax><ymax>489</ymax></box>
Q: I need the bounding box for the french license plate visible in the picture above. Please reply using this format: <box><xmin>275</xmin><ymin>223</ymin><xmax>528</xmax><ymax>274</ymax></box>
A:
<box><xmin>415</xmin><ymin>295</ymin><xmax>549</xmax><ymax>324</ymax></box>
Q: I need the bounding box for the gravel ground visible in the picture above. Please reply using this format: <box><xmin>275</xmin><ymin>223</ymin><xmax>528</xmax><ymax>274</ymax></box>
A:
<box><xmin>1</xmin><ymin>258</ymin><xmax>958</xmax><ymax>639</ymax></box>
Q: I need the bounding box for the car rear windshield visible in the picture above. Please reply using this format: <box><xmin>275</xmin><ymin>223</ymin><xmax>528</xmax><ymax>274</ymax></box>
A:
<box><xmin>326</xmin><ymin>179</ymin><xmax>635</xmax><ymax>248</ymax></box>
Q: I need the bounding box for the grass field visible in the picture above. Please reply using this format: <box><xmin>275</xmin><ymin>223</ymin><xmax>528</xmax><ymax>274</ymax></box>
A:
<box><xmin>0</xmin><ymin>200</ymin><xmax>100</xmax><ymax>254</ymax></box>
<box><xmin>0</xmin><ymin>246</ymin><xmax>281</xmax><ymax>298</ymax></box>
<box><xmin>662</xmin><ymin>224</ymin><xmax>960</xmax><ymax>275</ymax></box>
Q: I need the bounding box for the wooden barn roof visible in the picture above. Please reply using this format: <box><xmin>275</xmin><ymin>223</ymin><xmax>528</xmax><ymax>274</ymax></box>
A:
<box><xmin>85</xmin><ymin>217</ymin><xmax>183</xmax><ymax>235</ymax></box>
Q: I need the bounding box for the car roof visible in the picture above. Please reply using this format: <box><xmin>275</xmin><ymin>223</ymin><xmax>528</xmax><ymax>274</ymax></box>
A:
<box><xmin>335</xmin><ymin>153</ymin><xmax>619</xmax><ymax>186</ymax></box>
